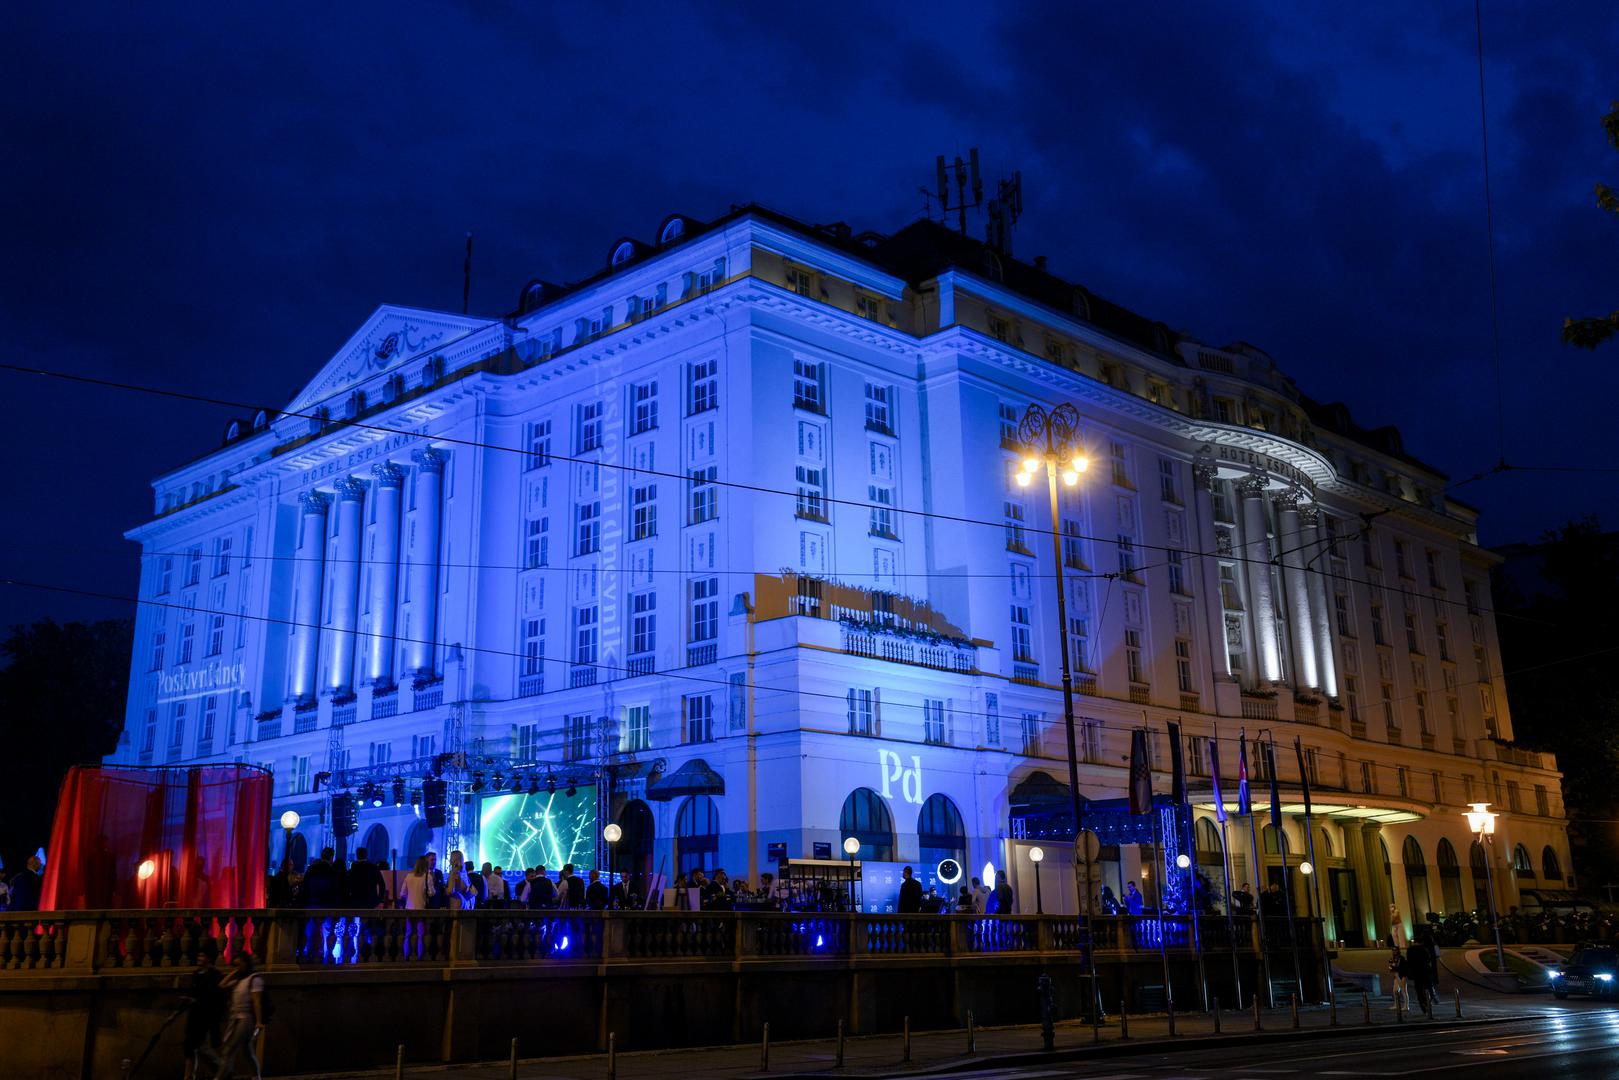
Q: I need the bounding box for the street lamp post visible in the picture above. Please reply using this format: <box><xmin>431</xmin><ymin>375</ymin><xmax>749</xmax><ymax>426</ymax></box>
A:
<box><xmin>1465</xmin><ymin>802</ymin><xmax>1507</xmax><ymax>973</ymax></box>
<box><xmin>280</xmin><ymin>810</ymin><xmax>301</xmax><ymax>870</ymax></box>
<box><xmin>603</xmin><ymin>822</ymin><xmax>623</xmax><ymax>904</ymax></box>
<box><xmin>1013</xmin><ymin>402</ymin><xmax>1101</xmax><ymax>1022</ymax></box>
<box><xmin>843</xmin><ymin>836</ymin><xmax>861</xmax><ymax>912</ymax></box>
<box><xmin>1029</xmin><ymin>846</ymin><xmax>1045</xmax><ymax>914</ymax></box>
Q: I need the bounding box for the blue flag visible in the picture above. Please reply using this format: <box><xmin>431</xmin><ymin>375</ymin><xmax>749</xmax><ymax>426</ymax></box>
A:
<box><xmin>1209</xmin><ymin>724</ymin><xmax>1227</xmax><ymax>823</ymax></box>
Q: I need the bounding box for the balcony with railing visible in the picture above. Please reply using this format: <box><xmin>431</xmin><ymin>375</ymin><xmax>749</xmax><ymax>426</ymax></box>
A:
<box><xmin>1179</xmin><ymin>692</ymin><xmax>1200</xmax><ymax>714</ymax></box>
<box><xmin>256</xmin><ymin>712</ymin><xmax>282</xmax><ymax>740</ymax></box>
<box><xmin>1240</xmin><ymin>692</ymin><xmax>1278</xmax><ymax>722</ymax></box>
<box><xmin>518</xmin><ymin>672</ymin><xmax>545</xmax><ymax>698</ymax></box>
<box><xmin>569</xmin><ymin>666</ymin><xmax>597</xmax><ymax>688</ymax></box>
<box><xmin>293</xmin><ymin>704</ymin><xmax>319</xmax><ymax>734</ymax></box>
<box><xmin>1128</xmin><ymin>683</ymin><xmax>1151</xmax><ymax>706</ymax></box>
<box><xmin>1012</xmin><ymin>663</ymin><xmax>1041</xmax><ymax>686</ymax></box>
<box><xmin>840</xmin><ymin>623</ymin><xmax>976</xmax><ymax>673</ymax></box>
<box><xmin>413</xmin><ymin>681</ymin><xmax>443</xmax><ymax>711</ymax></box>
<box><xmin>331</xmin><ymin>700</ymin><xmax>357</xmax><ymax>727</ymax></box>
<box><xmin>1294</xmin><ymin>697</ymin><xmax>1321</xmax><ymax>725</ymax></box>
<box><xmin>371</xmin><ymin>688</ymin><xmax>398</xmax><ymax>720</ymax></box>
<box><xmin>625</xmin><ymin>656</ymin><xmax>655</xmax><ymax>677</ymax></box>
<box><xmin>687</xmin><ymin>643</ymin><xmax>717</xmax><ymax>667</ymax></box>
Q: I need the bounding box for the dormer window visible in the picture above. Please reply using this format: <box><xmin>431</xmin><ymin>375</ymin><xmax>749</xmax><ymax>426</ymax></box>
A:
<box><xmin>658</xmin><ymin>217</ymin><xmax>686</xmax><ymax>245</ymax></box>
<box><xmin>611</xmin><ymin>240</ymin><xmax>636</xmax><ymax>267</ymax></box>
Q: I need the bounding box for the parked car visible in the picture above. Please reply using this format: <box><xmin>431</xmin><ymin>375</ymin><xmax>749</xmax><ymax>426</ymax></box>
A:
<box><xmin>1550</xmin><ymin>945</ymin><xmax>1619</xmax><ymax>999</ymax></box>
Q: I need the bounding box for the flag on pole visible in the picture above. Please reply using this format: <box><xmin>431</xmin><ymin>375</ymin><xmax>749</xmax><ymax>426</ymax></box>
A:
<box><xmin>1236</xmin><ymin>728</ymin><xmax>1252</xmax><ymax>816</ymax></box>
<box><xmin>1167</xmin><ymin>721</ymin><xmax>1187</xmax><ymax>804</ymax></box>
<box><xmin>1293</xmin><ymin>736</ymin><xmax>1313</xmax><ymax>818</ymax></box>
<box><xmin>1209</xmin><ymin>724</ymin><xmax>1227</xmax><ymax>823</ymax></box>
<box><xmin>1266</xmin><ymin>739</ymin><xmax>1283</xmax><ymax>831</ymax></box>
<box><xmin>1128</xmin><ymin>728</ymin><xmax>1152</xmax><ymax>815</ymax></box>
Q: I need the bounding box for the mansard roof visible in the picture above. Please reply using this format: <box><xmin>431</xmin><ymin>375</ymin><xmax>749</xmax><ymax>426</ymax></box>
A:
<box><xmin>284</xmin><ymin>304</ymin><xmax>486</xmax><ymax>415</ymax></box>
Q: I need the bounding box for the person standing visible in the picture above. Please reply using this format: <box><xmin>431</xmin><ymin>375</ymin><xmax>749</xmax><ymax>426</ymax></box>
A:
<box><xmin>990</xmin><ymin>870</ymin><xmax>1014</xmax><ymax>915</ymax></box>
<box><xmin>1124</xmin><ymin>880</ymin><xmax>1145</xmax><ymax>916</ymax></box>
<box><xmin>181</xmin><ymin>950</ymin><xmax>225</xmax><ymax>1080</ymax></box>
<box><xmin>970</xmin><ymin>876</ymin><xmax>990</xmax><ymax>914</ymax></box>
<box><xmin>346</xmin><ymin>848</ymin><xmax>386</xmax><ymax>909</ymax></box>
<box><xmin>8</xmin><ymin>856</ymin><xmax>42</xmax><ymax>912</ymax></box>
<box><xmin>300</xmin><ymin>848</ymin><xmax>341</xmax><ymax>908</ymax></box>
<box><xmin>527</xmin><ymin>866</ymin><xmax>555</xmax><ymax>909</ymax></box>
<box><xmin>897</xmin><ymin>866</ymin><xmax>923</xmax><ymax>914</ymax></box>
<box><xmin>585</xmin><ymin>869</ymin><xmax>609</xmax><ymax>910</ymax></box>
<box><xmin>445</xmin><ymin>851</ymin><xmax>474</xmax><ymax>910</ymax></box>
<box><xmin>487</xmin><ymin>867</ymin><xmax>509</xmax><ymax>909</ymax></box>
<box><xmin>562</xmin><ymin>863</ymin><xmax>586</xmax><ymax>909</ymax></box>
<box><xmin>213</xmin><ymin>952</ymin><xmax>264</xmax><ymax>1080</ymax></box>
<box><xmin>1404</xmin><ymin>936</ymin><xmax>1436</xmax><ymax>1018</ymax></box>
<box><xmin>401</xmin><ymin>857</ymin><xmax>432</xmax><ymax>911</ymax></box>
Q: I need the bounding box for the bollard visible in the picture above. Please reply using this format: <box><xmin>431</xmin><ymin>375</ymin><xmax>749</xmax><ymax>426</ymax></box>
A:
<box><xmin>761</xmin><ymin>1021</ymin><xmax>770</xmax><ymax>1072</ymax></box>
<box><xmin>1120</xmin><ymin>998</ymin><xmax>1130</xmax><ymax>1040</ymax></box>
<box><xmin>1213</xmin><ymin>997</ymin><xmax>1222</xmax><ymax>1034</ymax></box>
<box><xmin>965</xmin><ymin>1011</ymin><xmax>974</xmax><ymax>1055</ymax></box>
<box><xmin>1330</xmin><ymin>992</ymin><xmax>1338</xmax><ymax>1027</ymax></box>
<box><xmin>904</xmin><ymin>1015</ymin><xmax>912</xmax><ymax>1063</ymax></box>
<box><xmin>1038</xmin><ymin>972</ymin><xmax>1056</xmax><ymax>1052</ymax></box>
<box><xmin>509</xmin><ymin>1037</ymin><xmax>519</xmax><ymax>1080</ymax></box>
<box><xmin>395</xmin><ymin>1044</ymin><xmax>405</xmax><ymax>1080</ymax></box>
<box><xmin>1252</xmin><ymin>993</ymin><xmax>1262</xmax><ymax>1032</ymax></box>
<box><xmin>1363</xmin><ymin>992</ymin><xmax>1371</xmax><ymax>1026</ymax></box>
<box><xmin>837</xmin><ymin>1019</ymin><xmax>846</xmax><ymax>1067</ymax></box>
<box><xmin>1167</xmin><ymin>993</ymin><xmax>1176</xmax><ymax>1037</ymax></box>
<box><xmin>1455</xmin><ymin>989</ymin><xmax>1463</xmax><ymax>1019</ymax></box>
<box><xmin>608</xmin><ymin>1032</ymin><xmax>617</xmax><ymax>1080</ymax></box>
<box><xmin>1291</xmin><ymin>993</ymin><xmax>1300</xmax><ymax>1030</ymax></box>
<box><xmin>1395</xmin><ymin>987</ymin><xmax>1404</xmax><ymax>1024</ymax></box>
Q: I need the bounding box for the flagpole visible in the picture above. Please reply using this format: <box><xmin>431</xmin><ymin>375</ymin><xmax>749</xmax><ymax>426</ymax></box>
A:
<box><xmin>1169</xmin><ymin>718</ymin><xmax>1207</xmax><ymax>1013</ymax></box>
<box><xmin>1211</xmin><ymin>723</ymin><xmax>1242</xmax><ymax>1009</ymax></box>
<box><xmin>1241</xmin><ymin>729</ymin><xmax>1275</xmax><ymax>1009</ymax></box>
<box><xmin>1150</xmin><ymin>799</ymin><xmax>1175</xmax><ymax>1022</ymax></box>
<box><xmin>1296</xmin><ymin>737</ymin><xmax>1333</xmax><ymax>1008</ymax></box>
<box><xmin>1267</xmin><ymin>735</ymin><xmax>1304</xmax><ymax>998</ymax></box>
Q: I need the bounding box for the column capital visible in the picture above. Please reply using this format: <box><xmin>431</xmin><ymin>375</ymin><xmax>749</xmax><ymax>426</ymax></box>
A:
<box><xmin>1235</xmin><ymin>474</ymin><xmax>1269</xmax><ymax>500</ymax></box>
<box><xmin>335</xmin><ymin>476</ymin><xmax>368</xmax><ymax>502</ymax></box>
<box><xmin>1193</xmin><ymin>454</ymin><xmax>1219</xmax><ymax>494</ymax></box>
<box><xmin>412</xmin><ymin>447</ymin><xmax>448</xmax><ymax>473</ymax></box>
<box><xmin>1298</xmin><ymin>503</ymin><xmax>1320</xmax><ymax>527</ymax></box>
<box><xmin>372</xmin><ymin>461</ymin><xmax>406</xmax><ymax>487</ymax></box>
<box><xmin>299</xmin><ymin>490</ymin><xmax>332</xmax><ymax>515</ymax></box>
<box><xmin>1271</xmin><ymin>488</ymin><xmax>1303</xmax><ymax>513</ymax></box>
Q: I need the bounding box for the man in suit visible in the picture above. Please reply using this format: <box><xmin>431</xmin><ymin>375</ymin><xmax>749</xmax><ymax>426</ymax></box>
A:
<box><xmin>7</xmin><ymin>856</ymin><xmax>43</xmax><ymax>911</ymax></box>
<box><xmin>526</xmin><ymin>865</ymin><xmax>556</xmax><ymax>909</ymax></box>
<box><xmin>585</xmin><ymin>869</ymin><xmax>610</xmax><ymax>910</ymax></box>
<box><xmin>346</xmin><ymin>848</ymin><xmax>386</xmax><ymax>908</ymax></box>
<box><xmin>897</xmin><ymin>865</ymin><xmax>923</xmax><ymax>914</ymax></box>
<box><xmin>301</xmin><ymin>848</ymin><xmax>343</xmax><ymax>908</ymax></box>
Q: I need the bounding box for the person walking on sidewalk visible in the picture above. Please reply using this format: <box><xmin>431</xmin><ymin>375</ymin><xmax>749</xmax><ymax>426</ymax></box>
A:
<box><xmin>214</xmin><ymin>953</ymin><xmax>264</xmax><ymax>1079</ymax></box>
<box><xmin>1405</xmin><ymin>937</ymin><xmax>1437</xmax><ymax>1018</ymax></box>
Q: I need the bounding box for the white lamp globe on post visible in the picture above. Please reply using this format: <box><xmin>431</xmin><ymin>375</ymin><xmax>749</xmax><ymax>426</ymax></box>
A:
<box><xmin>1465</xmin><ymin>802</ymin><xmax>1507</xmax><ymax>972</ymax></box>
<box><xmin>603</xmin><ymin>822</ymin><xmax>623</xmax><ymax>899</ymax></box>
<box><xmin>843</xmin><ymin>836</ymin><xmax>861</xmax><ymax>912</ymax></box>
<box><xmin>1028</xmin><ymin>846</ymin><xmax>1045</xmax><ymax>915</ymax></box>
<box><xmin>279</xmin><ymin>810</ymin><xmax>301</xmax><ymax>874</ymax></box>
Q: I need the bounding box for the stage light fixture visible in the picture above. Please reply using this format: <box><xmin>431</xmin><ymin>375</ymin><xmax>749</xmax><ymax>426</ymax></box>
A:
<box><xmin>546</xmin><ymin>774</ymin><xmax>557</xmax><ymax>794</ymax></box>
<box><xmin>392</xmin><ymin>777</ymin><xmax>406</xmax><ymax>806</ymax></box>
<box><xmin>471</xmin><ymin>771</ymin><xmax>486</xmax><ymax>793</ymax></box>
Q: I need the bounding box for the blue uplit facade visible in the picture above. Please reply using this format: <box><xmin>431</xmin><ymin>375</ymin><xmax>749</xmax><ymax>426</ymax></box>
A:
<box><xmin>110</xmin><ymin>205</ymin><xmax>1568</xmax><ymax>945</ymax></box>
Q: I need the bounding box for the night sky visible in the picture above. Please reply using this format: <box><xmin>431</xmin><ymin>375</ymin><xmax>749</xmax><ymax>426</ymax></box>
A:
<box><xmin>4</xmin><ymin>3</ymin><xmax>1616</xmax><ymax>632</ymax></box>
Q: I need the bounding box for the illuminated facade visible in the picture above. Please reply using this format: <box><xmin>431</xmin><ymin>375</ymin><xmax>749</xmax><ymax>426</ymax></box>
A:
<box><xmin>111</xmin><ymin>206</ymin><xmax>1569</xmax><ymax>944</ymax></box>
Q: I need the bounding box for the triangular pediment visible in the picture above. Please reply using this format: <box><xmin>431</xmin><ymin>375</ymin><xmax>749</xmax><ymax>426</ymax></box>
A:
<box><xmin>286</xmin><ymin>305</ymin><xmax>486</xmax><ymax>413</ymax></box>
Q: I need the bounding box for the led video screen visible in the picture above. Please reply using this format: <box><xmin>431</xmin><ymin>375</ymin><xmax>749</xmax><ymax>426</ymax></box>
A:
<box><xmin>478</xmin><ymin>787</ymin><xmax>598</xmax><ymax>871</ymax></box>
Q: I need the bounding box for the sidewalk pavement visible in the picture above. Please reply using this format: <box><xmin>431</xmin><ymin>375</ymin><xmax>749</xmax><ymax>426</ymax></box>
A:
<box><xmin>302</xmin><ymin>996</ymin><xmax>1549</xmax><ymax>1080</ymax></box>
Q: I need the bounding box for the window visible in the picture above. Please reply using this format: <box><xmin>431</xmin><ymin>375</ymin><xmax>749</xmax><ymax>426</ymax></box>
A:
<box><xmin>687</xmin><ymin>359</ymin><xmax>718</xmax><ymax>415</ymax></box>
<box><xmin>793</xmin><ymin>359</ymin><xmax>825</xmax><ymax>412</ymax></box>
<box><xmin>169</xmin><ymin>701</ymin><xmax>187</xmax><ymax>755</ymax></box>
<box><xmin>1213</xmin><ymin>397</ymin><xmax>1234</xmax><ymax>424</ymax></box>
<box><xmin>675</xmin><ymin>795</ymin><xmax>721</xmax><ymax>876</ymax></box>
<box><xmin>565</xmin><ymin>714</ymin><xmax>591</xmax><ymax>760</ymax></box>
<box><xmin>622</xmin><ymin>706</ymin><xmax>651</xmax><ymax>753</ymax></box>
<box><xmin>794</xmin><ymin>575</ymin><xmax>823</xmax><ymax>617</ymax></box>
<box><xmin>1061</xmin><ymin>520</ymin><xmax>1084</xmax><ymax>569</ymax></box>
<box><xmin>856</xmin><ymin>293</ymin><xmax>882</xmax><ymax>321</ymax></box>
<box><xmin>1360</xmin><ymin>760</ymin><xmax>1375</xmax><ymax>793</ymax></box>
<box><xmin>1362</xmin><ymin>529</ymin><xmax>1378</xmax><ymax>569</ymax></box>
<box><xmin>1346</xmin><ymin>675</ymin><xmax>1362</xmax><ymax>725</ymax></box>
<box><xmin>1011</xmin><ymin>606</ymin><xmax>1034</xmax><ymax>662</ymax></box>
<box><xmin>212</xmin><ymin>536</ymin><xmax>233</xmax><ymax>577</ymax></box>
<box><xmin>526</xmin><ymin>518</ymin><xmax>549</xmax><ymax>568</ymax></box>
<box><xmin>1175</xmin><ymin>639</ymin><xmax>1194</xmax><ymax>693</ymax></box>
<box><xmin>1335</xmin><ymin>593</ymin><xmax>1352</xmax><ymax>636</ymax></box>
<box><xmin>1158</xmin><ymin>458</ymin><xmax>1179</xmax><ymax>503</ymax></box>
<box><xmin>574</xmin><ymin>605</ymin><xmax>598</xmax><ymax>665</ymax></box>
<box><xmin>1116</xmin><ymin>535</ymin><xmax>1138</xmax><ymax>580</ymax></box>
<box><xmin>1044</xmin><ymin>336</ymin><xmax>1066</xmax><ymax>363</ymax></box>
<box><xmin>632</xmin><ymin>381</ymin><xmax>658</xmax><ymax>434</ymax></box>
<box><xmin>1167</xmin><ymin>549</ymin><xmax>1187</xmax><ymax>594</ymax></box>
<box><xmin>985</xmin><ymin>692</ymin><xmax>1000</xmax><ymax>746</ymax></box>
<box><xmin>1404</xmin><ymin>610</ymin><xmax>1421</xmax><ymax>653</ymax></box>
<box><xmin>786</xmin><ymin>266</ymin><xmax>814</xmax><ymax>296</ymax></box>
<box><xmin>923</xmin><ymin>699</ymin><xmax>947</xmax><ymax>745</ymax></box>
<box><xmin>1437</xmin><ymin>622</ymin><xmax>1451</xmax><ymax>662</ymax></box>
<box><xmin>1126</xmin><ymin>629</ymin><xmax>1145</xmax><ymax>685</ymax></box>
<box><xmin>575</xmin><ymin>501</ymin><xmax>601</xmax><ymax>555</ymax></box>
<box><xmin>1394</xmin><ymin>539</ymin><xmax>1412</xmax><ymax>579</ymax></box>
<box><xmin>1110</xmin><ymin>441</ymin><xmax>1130</xmax><ymax>487</ymax></box>
<box><xmin>156</xmin><ymin>556</ymin><xmax>174</xmax><ymax>595</ymax></box>
<box><xmin>683</xmin><ymin>695</ymin><xmax>714</xmax><ymax>743</ymax></box>
<box><xmin>207</xmin><ymin>614</ymin><xmax>225</xmax><ymax>657</ymax></box>
<box><xmin>521</xmin><ymin>618</ymin><xmax>543</xmax><ymax>676</ymax></box>
<box><xmin>1464</xmin><ymin>580</ymin><xmax>1481</xmax><ymax>615</ymax></box>
<box><xmin>1370</xmin><ymin>604</ymin><xmax>1386</xmax><ymax>646</ymax></box>
<box><xmin>1004</xmin><ymin>502</ymin><xmax>1029</xmax><ymax>552</ymax></box>
<box><xmin>150</xmin><ymin>629</ymin><xmax>167</xmax><ymax>671</ymax></box>
<box><xmin>1425</xmin><ymin>549</ymin><xmax>1442</xmax><ymax>588</ymax></box>
<box><xmin>631</xmin><ymin>592</ymin><xmax>656</xmax><ymax>655</ymax></box>
<box><xmin>290</xmin><ymin>754</ymin><xmax>311</xmax><ymax>796</ymax></box>
<box><xmin>411</xmin><ymin>734</ymin><xmax>437</xmax><ymax>760</ymax></box>
<box><xmin>868</xmin><ymin>485</ymin><xmax>896</xmax><ymax>538</ymax></box>
<box><xmin>999</xmin><ymin>404</ymin><xmax>1019</xmax><ymax>449</ymax></box>
<box><xmin>179</xmin><ymin>621</ymin><xmax>196</xmax><ymax>665</ymax></box>
<box><xmin>1397</xmin><ymin>768</ymin><xmax>1409</xmax><ymax>797</ymax></box>
<box><xmin>577</xmin><ymin>402</ymin><xmax>604</xmax><ymax>453</ymax></box>
<box><xmin>141</xmin><ymin>710</ymin><xmax>157</xmax><ymax>757</ymax></box>
<box><xmin>1069</xmin><ymin>615</ymin><xmax>1091</xmax><ymax>673</ymax></box>
<box><xmin>839</xmin><ymin>788</ymin><xmax>895</xmax><ymax>861</ymax></box>
<box><xmin>631</xmin><ymin>485</ymin><xmax>657</xmax><ymax>540</ymax></box>
<box><xmin>185</xmin><ymin>546</ymin><xmax>202</xmax><ymax>587</ymax></box>
<box><xmin>368</xmin><ymin>740</ymin><xmax>392</xmax><ymax>767</ymax></box>
<box><xmin>688</xmin><ymin>466</ymin><xmax>717</xmax><ymax>523</ymax></box>
<box><xmin>1416</xmin><ymin>691</ymin><xmax>1431</xmax><ymax>734</ymax></box>
<box><xmin>1219</xmin><ymin>565</ymin><xmax>1242</xmax><ymax>609</ymax></box>
<box><xmin>527</xmin><ymin>420</ymin><xmax>552</xmax><ymax>468</ymax></box>
<box><xmin>795</xmin><ymin>466</ymin><xmax>826</xmax><ymax>520</ymax></box>
<box><xmin>690</xmin><ymin>577</ymin><xmax>719</xmax><ymax>642</ymax></box>
<box><xmin>988</xmin><ymin>314</ymin><xmax>1011</xmax><ymax>342</ymax></box>
<box><xmin>1213</xmin><ymin>484</ymin><xmax>1233</xmax><ymax>523</ymax></box>
<box><xmin>1021</xmin><ymin>712</ymin><xmax>1042</xmax><ymax>755</ymax></box>
<box><xmin>1381</xmin><ymin>683</ymin><xmax>1395</xmax><ymax>727</ymax></box>
<box><xmin>847</xmin><ymin>688</ymin><xmax>878</xmax><ymax>736</ymax></box>
<box><xmin>864</xmin><ymin>382</ymin><xmax>892</xmax><ymax>433</ymax></box>
<box><xmin>197</xmin><ymin>695</ymin><xmax>217</xmax><ymax>755</ymax></box>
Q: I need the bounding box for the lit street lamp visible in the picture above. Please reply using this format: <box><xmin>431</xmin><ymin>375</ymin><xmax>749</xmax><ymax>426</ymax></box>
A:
<box><xmin>1465</xmin><ymin>802</ymin><xmax>1508</xmax><ymax>973</ymax></box>
<box><xmin>843</xmin><ymin>836</ymin><xmax>861</xmax><ymax>912</ymax></box>
<box><xmin>280</xmin><ymin>810</ymin><xmax>300</xmax><ymax>869</ymax></box>
<box><xmin>1029</xmin><ymin>846</ymin><xmax>1045</xmax><ymax>914</ymax></box>
<box><xmin>603</xmin><ymin>822</ymin><xmax>622</xmax><ymax>894</ymax></box>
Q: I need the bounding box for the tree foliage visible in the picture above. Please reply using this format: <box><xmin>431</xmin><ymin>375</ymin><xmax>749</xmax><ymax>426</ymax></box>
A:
<box><xmin>1561</xmin><ymin>103</ymin><xmax>1619</xmax><ymax>349</ymax></box>
<box><xmin>0</xmin><ymin>618</ymin><xmax>133</xmax><ymax>873</ymax></box>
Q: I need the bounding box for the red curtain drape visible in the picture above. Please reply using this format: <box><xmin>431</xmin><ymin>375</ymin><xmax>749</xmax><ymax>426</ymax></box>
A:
<box><xmin>40</xmin><ymin>764</ymin><xmax>273</xmax><ymax>910</ymax></box>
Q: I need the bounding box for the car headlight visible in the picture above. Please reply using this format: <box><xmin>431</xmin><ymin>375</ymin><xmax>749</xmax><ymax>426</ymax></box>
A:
<box><xmin>1596</xmin><ymin>973</ymin><xmax>1614</xmax><ymax>983</ymax></box>
<box><xmin>1547</xmin><ymin>969</ymin><xmax>1562</xmax><ymax>979</ymax></box>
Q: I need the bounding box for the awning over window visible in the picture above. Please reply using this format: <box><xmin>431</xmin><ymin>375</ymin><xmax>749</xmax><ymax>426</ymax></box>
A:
<box><xmin>646</xmin><ymin>758</ymin><xmax>725</xmax><ymax>801</ymax></box>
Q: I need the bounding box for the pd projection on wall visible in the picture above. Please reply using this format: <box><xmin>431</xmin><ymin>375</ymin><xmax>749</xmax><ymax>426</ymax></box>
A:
<box><xmin>478</xmin><ymin>787</ymin><xmax>598</xmax><ymax>870</ymax></box>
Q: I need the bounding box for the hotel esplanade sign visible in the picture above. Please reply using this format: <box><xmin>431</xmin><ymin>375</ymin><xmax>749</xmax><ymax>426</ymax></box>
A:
<box><xmin>1200</xmin><ymin>442</ymin><xmax>1318</xmax><ymax>497</ymax></box>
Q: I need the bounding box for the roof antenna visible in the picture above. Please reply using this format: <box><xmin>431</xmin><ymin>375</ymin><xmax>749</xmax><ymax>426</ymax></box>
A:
<box><xmin>931</xmin><ymin>148</ymin><xmax>983</xmax><ymax>234</ymax></box>
<box><xmin>985</xmin><ymin>172</ymin><xmax>1023</xmax><ymax>257</ymax></box>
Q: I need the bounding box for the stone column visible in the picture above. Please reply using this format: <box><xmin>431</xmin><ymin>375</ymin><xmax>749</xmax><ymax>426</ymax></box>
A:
<box><xmin>1338</xmin><ymin>822</ymin><xmax>1379</xmax><ymax>947</ymax></box>
<box><xmin>403</xmin><ymin>448</ymin><xmax>446</xmax><ymax>679</ymax></box>
<box><xmin>325</xmin><ymin>477</ymin><xmax>366</xmax><ymax>695</ymax></box>
<box><xmin>286</xmin><ymin>490</ymin><xmax>331</xmax><ymax>704</ymax></box>
<box><xmin>1302</xmin><ymin>506</ymin><xmax>1339</xmax><ymax>699</ymax></box>
<box><xmin>365</xmin><ymin>462</ymin><xmax>405</xmax><ymax>686</ymax></box>
<box><xmin>1192</xmin><ymin>456</ymin><xmax>1231</xmax><ymax>677</ymax></box>
<box><xmin>1361</xmin><ymin>823</ymin><xmax>1394</xmax><ymax>945</ymax></box>
<box><xmin>1275</xmin><ymin>491</ymin><xmax>1319</xmax><ymax>691</ymax></box>
<box><xmin>1237</xmin><ymin>475</ymin><xmax>1282</xmax><ymax>684</ymax></box>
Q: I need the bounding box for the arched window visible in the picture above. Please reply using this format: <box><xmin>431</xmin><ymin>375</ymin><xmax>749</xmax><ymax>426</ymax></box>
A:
<box><xmin>676</xmin><ymin>796</ymin><xmax>720</xmax><ymax>876</ymax></box>
<box><xmin>1513</xmin><ymin>843</ymin><xmax>1535</xmax><ymax>876</ymax></box>
<box><xmin>1195</xmin><ymin>818</ymin><xmax>1223</xmax><ymax>866</ymax></box>
<box><xmin>360</xmin><ymin>823</ymin><xmax>389</xmax><ymax>863</ymax></box>
<box><xmin>403</xmin><ymin>820</ymin><xmax>432</xmax><ymax>864</ymax></box>
<box><xmin>658</xmin><ymin>216</ymin><xmax>687</xmax><ymax>245</ymax></box>
<box><xmin>840</xmin><ymin>788</ymin><xmax>895</xmax><ymax>862</ymax></box>
<box><xmin>1316</xmin><ymin>827</ymin><xmax>1334</xmax><ymax>859</ymax></box>
<box><xmin>1402</xmin><ymin>836</ymin><xmax>1431</xmax><ymax>919</ymax></box>
<box><xmin>1542</xmin><ymin>846</ymin><xmax>1563</xmax><ymax>881</ymax></box>
<box><xmin>1436</xmin><ymin>838</ymin><xmax>1464</xmax><ymax>913</ymax></box>
<box><xmin>1262</xmin><ymin>823</ymin><xmax>1280</xmax><ymax>855</ymax></box>
<box><xmin>916</xmin><ymin>794</ymin><xmax>966</xmax><ymax>874</ymax></box>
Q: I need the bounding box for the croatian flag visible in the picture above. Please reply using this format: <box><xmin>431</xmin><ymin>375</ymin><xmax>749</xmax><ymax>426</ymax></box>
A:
<box><xmin>1236</xmin><ymin>727</ymin><xmax>1252</xmax><ymax>817</ymax></box>
<box><xmin>1128</xmin><ymin>728</ymin><xmax>1153</xmax><ymax>816</ymax></box>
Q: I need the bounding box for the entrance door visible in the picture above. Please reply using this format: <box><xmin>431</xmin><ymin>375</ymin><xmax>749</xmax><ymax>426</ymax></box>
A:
<box><xmin>1329</xmin><ymin>868</ymin><xmax>1364</xmax><ymax>947</ymax></box>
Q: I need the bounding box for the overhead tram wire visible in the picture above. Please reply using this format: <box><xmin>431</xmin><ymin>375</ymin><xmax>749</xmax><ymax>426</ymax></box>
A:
<box><xmin>0</xmin><ymin>573</ymin><xmax>1595</xmax><ymax>796</ymax></box>
<box><xmin>0</xmin><ymin>360</ymin><xmax>1556</xmax><ymax>628</ymax></box>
